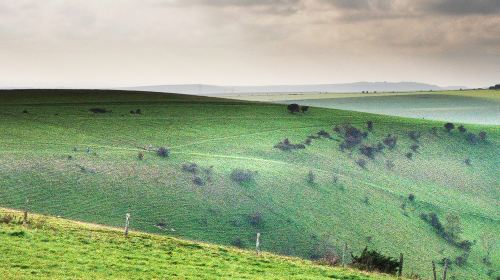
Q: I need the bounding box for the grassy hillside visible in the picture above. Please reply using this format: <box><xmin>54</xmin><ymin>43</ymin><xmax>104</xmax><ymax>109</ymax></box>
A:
<box><xmin>0</xmin><ymin>89</ymin><xmax>498</xmax><ymax>279</ymax></box>
<box><xmin>0</xmin><ymin>208</ymin><xmax>396</xmax><ymax>279</ymax></box>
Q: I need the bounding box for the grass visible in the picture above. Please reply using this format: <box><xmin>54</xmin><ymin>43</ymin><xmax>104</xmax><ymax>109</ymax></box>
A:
<box><xmin>0</xmin><ymin>89</ymin><xmax>498</xmax><ymax>279</ymax></box>
<box><xmin>0</xmin><ymin>208</ymin><xmax>397</xmax><ymax>279</ymax></box>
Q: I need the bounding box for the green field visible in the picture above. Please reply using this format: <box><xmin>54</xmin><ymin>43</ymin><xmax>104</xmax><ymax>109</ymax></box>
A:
<box><xmin>0</xmin><ymin>89</ymin><xmax>498</xmax><ymax>279</ymax></box>
<box><xmin>0</xmin><ymin>208</ymin><xmax>396</xmax><ymax>279</ymax></box>
<box><xmin>228</xmin><ymin>90</ymin><xmax>500</xmax><ymax>125</ymax></box>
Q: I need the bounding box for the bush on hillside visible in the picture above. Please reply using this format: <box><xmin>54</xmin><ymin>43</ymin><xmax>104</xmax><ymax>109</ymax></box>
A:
<box><xmin>405</xmin><ymin>152</ymin><xmax>413</xmax><ymax>160</ymax></box>
<box><xmin>466</xmin><ymin>133</ymin><xmax>479</xmax><ymax>145</ymax></box>
<box><xmin>408</xmin><ymin>193</ymin><xmax>415</xmax><ymax>202</ymax></box>
<box><xmin>336</xmin><ymin>124</ymin><xmax>366</xmax><ymax>150</ymax></box>
<box><xmin>317</xmin><ymin>130</ymin><xmax>331</xmax><ymax>139</ymax></box>
<box><xmin>248</xmin><ymin>212</ymin><xmax>263</xmax><ymax>227</ymax></box>
<box><xmin>351</xmin><ymin>247</ymin><xmax>400</xmax><ymax>275</ymax></box>
<box><xmin>135</xmin><ymin>109</ymin><xmax>142</xmax><ymax>114</ymax></box>
<box><xmin>408</xmin><ymin>131</ymin><xmax>421</xmax><ymax>142</ymax></box>
<box><xmin>230</xmin><ymin>169</ymin><xmax>256</xmax><ymax>183</ymax></box>
<box><xmin>383</xmin><ymin>134</ymin><xmax>398</xmax><ymax>149</ymax></box>
<box><xmin>231</xmin><ymin>238</ymin><xmax>246</xmax><ymax>248</ymax></box>
<box><xmin>464</xmin><ymin>158</ymin><xmax>472</xmax><ymax>166</ymax></box>
<box><xmin>307</xmin><ymin>170</ymin><xmax>316</xmax><ymax>184</ymax></box>
<box><xmin>385</xmin><ymin>160</ymin><xmax>395</xmax><ymax>170</ymax></box>
<box><xmin>360</xmin><ymin>145</ymin><xmax>377</xmax><ymax>159</ymax></box>
<box><xmin>479</xmin><ymin>131</ymin><xmax>487</xmax><ymax>141</ymax></box>
<box><xmin>182</xmin><ymin>163</ymin><xmax>199</xmax><ymax>174</ymax></box>
<box><xmin>22</xmin><ymin>110</ymin><xmax>28</xmax><ymax>114</ymax></box>
<box><xmin>156</xmin><ymin>147</ymin><xmax>170</xmax><ymax>158</ymax></box>
<box><xmin>356</xmin><ymin>158</ymin><xmax>367</xmax><ymax>169</ymax></box>
<box><xmin>458</xmin><ymin>125</ymin><xmax>466</xmax><ymax>133</ymax></box>
<box><xmin>287</xmin><ymin>104</ymin><xmax>300</xmax><ymax>114</ymax></box>
<box><xmin>193</xmin><ymin>176</ymin><xmax>205</xmax><ymax>186</ymax></box>
<box><xmin>444</xmin><ymin>122</ymin><xmax>455</xmax><ymax>133</ymax></box>
<box><xmin>304</xmin><ymin>138</ymin><xmax>313</xmax><ymax>145</ymax></box>
<box><xmin>301</xmin><ymin>106</ymin><xmax>309</xmax><ymax>113</ymax></box>
<box><xmin>366</xmin><ymin>121</ymin><xmax>374</xmax><ymax>131</ymax></box>
<box><xmin>274</xmin><ymin>138</ymin><xmax>306</xmax><ymax>151</ymax></box>
<box><xmin>410</xmin><ymin>144</ymin><xmax>420</xmax><ymax>153</ymax></box>
<box><xmin>137</xmin><ymin>152</ymin><xmax>144</xmax><ymax>160</ymax></box>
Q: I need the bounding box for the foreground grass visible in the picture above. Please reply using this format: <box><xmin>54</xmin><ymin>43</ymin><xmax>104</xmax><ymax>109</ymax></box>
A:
<box><xmin>0</xmin><ymin>208</ymin><xmax>395</xmax><ymax>280</ymax></box>
<box><xmin>0</xmin><ymin>89</ymin><xmax>498</xmax><ymax>279</ymax></box>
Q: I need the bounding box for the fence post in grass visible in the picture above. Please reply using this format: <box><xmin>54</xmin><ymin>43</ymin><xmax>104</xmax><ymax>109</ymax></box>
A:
<box><xmin>23</xmin><ymin>198</ymin><xmax>29</xmax><ymax>227</ymax></box>
<box><xmin>255</xmin><ymin>232</ymin><xmax>260</xmax><ymax>255</ymax></box>
<box><xmin>124</xmin><ymin>213</ymin><xmax>130</xmax><ymax>237</ymax></box>
<box><xmin>442</xmin><ymin>259</ymin><xmax>448</xmax><ymax>280</ymax></box>
<box><xmin>432</xmin><ymin>261</ymin><xmax>437</xmax><ymax>280</ymax></box>
<box><xmin>398</xmin><ymin>253</ymin><xmax>403</xmax><ymax>277</ymax></box>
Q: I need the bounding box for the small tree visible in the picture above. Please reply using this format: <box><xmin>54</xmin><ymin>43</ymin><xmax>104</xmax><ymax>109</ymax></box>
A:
<box><xmin>383</xmin><ymin>134</ymin><xmax>398</xmax><ymax>149</ymax></box>
<box><xmin>366</xmin><ymin>121</ymin><xmax>374</xmax><ymax>132</ymax></box>
<box><xmin>135</xmin><ymin>109</ymin><xmax>142</xmax><ymax>114</ymax></box>
<box><xmin>156</xmin><ymin>147</ymin><xmax>170</xmax><ymax>158</ymax></box>
<box><xmin>307</xmin><ymin>170</ymin><xmax>316</xmax><ymax>184</ymax></box>
<box><xmin>356</xmin><ymin>158</ymin><xmax>367</xmax><ymax>169</ymax></box>
<box><xmin>444</xmin><ymin>122</ymin><xmax>455</xmax><ymax>133</ymax></box>
<box><xmin>408</xmin><ymin>193</ymin><xmax>415</xmax><ymax>202</ymax></box>
<box><xmin>458</xmin><ymin>125</ymin><xmax>466</xmax><ymax>133</ymax></box>
<box><xmin>287</xmin><ymin>104</ymin><xmax>300</xmax><ymax>114</ymax></box>
<box><xmin>301</xmin><ymin>106</ymin><xmax>309</xmax><ymax>113</ymax></box>
<box><xmin>478</xmin><ymin>131</ymin><xmax>487</xmax><ymax>141</ymax></box>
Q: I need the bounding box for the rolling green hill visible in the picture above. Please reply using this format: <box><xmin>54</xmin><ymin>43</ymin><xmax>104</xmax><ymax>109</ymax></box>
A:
<box><xmin>0</xmin><ymin>89</ymin><xmax>498</xmax><ymax>279</ymax></box>
<box><xmin>0</xmin><ymin>208</ymin><xmax>396</xmax><ymax>279</ymax></box>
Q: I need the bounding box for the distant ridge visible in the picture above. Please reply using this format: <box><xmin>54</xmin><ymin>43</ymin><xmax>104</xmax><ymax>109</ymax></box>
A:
<box><xmin>125</xmin><ymin>82</ymin><xmax>466</xmax><ymax>96</ymax></box>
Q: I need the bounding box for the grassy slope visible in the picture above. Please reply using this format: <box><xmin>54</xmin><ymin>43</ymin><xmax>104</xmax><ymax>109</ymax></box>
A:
<box><xmin>0</xmin><ymin>208</ymin><xmax>396</xmax><ymax>279</ymax></box>
<box><xmin>0</xmin><ymin>89</ymin><xmax>498</xmax><ymax>279</ymax></box>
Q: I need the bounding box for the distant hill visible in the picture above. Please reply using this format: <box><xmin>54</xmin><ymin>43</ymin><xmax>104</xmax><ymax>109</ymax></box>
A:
<box><xmin>126</xmin><ymin>82</ymin><xmax>466</xmax><ymax>95</ymax></box>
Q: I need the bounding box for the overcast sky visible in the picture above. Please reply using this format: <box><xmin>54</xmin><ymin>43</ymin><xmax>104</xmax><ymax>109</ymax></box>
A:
<box><xmin>1</xmin><ymin>0</ymin><xmax>499</xmax><ymax>88</ymax></box>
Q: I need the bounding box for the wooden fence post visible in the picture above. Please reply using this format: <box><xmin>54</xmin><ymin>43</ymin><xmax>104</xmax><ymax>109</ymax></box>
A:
<box><xmin>398</xmin><ymin>253</ymin><xmax>404</xmax><ymax>277</ymax></box>
<box><xmin>23</xmin><ymin>198</ymin><xmax>29</xmax><ymax>227</ymax></box>
<box><xmin>256</xmin><ymin>232</ymin><xmax>260</xmax><ymax>255</ymax></box>
<box><xmin>432</xmin><ymin>261</ymin><xmax>437</xmax><ymax>280</ymax></box>
<box><xmin>442</xmin><ymin>259</ymin><xmax>448</xmax><ymax>280</ymax></box>
<box><xmin>124</xmin><ymin>213</ymin><xmax>130</xmax><ymax>237</ymax></box>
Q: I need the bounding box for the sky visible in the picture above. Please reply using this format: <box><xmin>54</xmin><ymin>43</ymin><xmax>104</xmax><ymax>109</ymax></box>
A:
<box><xmin>1</xmin><ymin>0</ymin><xmax>499</xmax><ymax>88</ymax></box>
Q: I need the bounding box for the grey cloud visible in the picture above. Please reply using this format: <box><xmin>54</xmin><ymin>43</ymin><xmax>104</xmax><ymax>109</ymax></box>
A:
<box><xmin>427</xmin><ymin>0</ymin><xmax>500</xmax><ymax>15</ymax></box>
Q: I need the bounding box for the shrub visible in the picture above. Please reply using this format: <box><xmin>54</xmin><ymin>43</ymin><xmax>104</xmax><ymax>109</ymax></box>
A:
<box><xmin>376</xmin><ymin>142</ymin><xmax>385</xmax><ymax>152</ymax></box>
<box><xmin>156</xmin><ymin>147</ymin><xmax>170</xmax><ymax>158</ymax></box>
<box><xmin>363</xmin><ymin>196</ymin><xmax>370</xmax><ymax>205</ymax></box>
<box><xmin>22</xmin><ymin>110</ymin><xmax>28</xmax><ymax>114</ymax></box>
<box><xmin>421</xmin><ymin>212</ymin><xmax>445</xmax><ymax>237</ymax></box>
<box><xmin>130</xmin><ymin>110</ymin><xmax>135</xmax><ymax>114</ymax></box>
<box><xmin>301</xmin><ymin>106</ymin><xmax>309</xmax><ymax>113</ymax></box>
<box><xmin>385</xmin><ymin>160</ymin><xmax>395</xmax><ymax>170</ymax></box>
<box><xmin>430</xmin><ymin>127</ymin><xmax>438</xmax><ymax>136</ymax></box>
<box><xmin>274</xmin><ymin>138</ymin><xmax>306</xmax><ymax>151</ymax></box>
<box><xmin>479</xmin><ymin>131</ymin><xmax>487</xmax><ymax>141</ymax></box>
<box><xmin>351</xmin><ymin>247</ymin><xmax>400</xmax><ymax>275</ymax></box>
<box><xmin>317</xmin><ymin>130</ymin><xmax>331</xmax><ymax>139</ymax></box>
<box><xmin>248</xmin><ymin>212</ymin><xmax>263</xmax><ymax>226</ymax></box>
<box><xmin>360</xmin><ymin>145</ymin><xmax>377</xmax><ymax>159</ymax></box>
<box><xmin>135</xmin><ymin>109</ymin><xmax>142</xmax><ymax>114</ymax></box>
<box><xmin>230</xmin><ymin>169</ymin><xmax>256</xmax><ymax>183</ymax></box>
<box><xmin>410</xmin><ymin>144</ymin><xmax>419</xmax><ymax>153</ymax></box>
<box><xmin>408</xmin><ymin>193</ymin><xmax>415</xmax><ymax>202</ymax></box>
<box><xmin>464</xmin><ymin>158</ymin><xmax>472</xmax><ymax>166</ymax></box>
<box><xmin>408</xmin><ymin>131</ymin><xmax>421</xmax><ymax>142</ymax></box>
<box><xmin>89</xmin><ymin>108</ymin><xmax>110</xmax><ymax>114</ymax></box>
<box><xmin>193</xmin><ymin>176</ymin><xmax>205</xmax><ymax>186</ymax></box>
<box><xmin>304</xmin><ymin>138</ymin><xmax>312</xmax><ymax>145</ymax></box>
<box><xmin>137</xmin><ymin>152</ymin><xmax>144</xmax><ymax>160</ymax></box>
<box><xmin>336</xmin><ymin>125</ymin><xmax>365</xmax><ymax>150</ymax></box>
<box><xmin>231</xmin><ymin>238</ymin><xmax>245</xmax><ymax>248</ymax></box>
<box><xmin>366</xmin><ymin>121</ymin><xmax>373</xmax><ymax>131</ymax></box>
<box><xmin>466</xmin><ymin>133</ymin><xmax>479</xmax><ymax>145</ymax></box>
<box><xmin>383</xmin><ymin>134</ymin><xmax>398</xmax><ymax>149</ymax></box>
<box><xmin>182</xmin><ymin>163</ymin><xmax>199</xmax><ymax>174</ymax></box>
<box><xmin>356</xmin><ymin>158</ymin><xmax>367</xmax><ymax>169</ymax></box>
<box><xmin>458</xmin><ymin>125</ymin><xmax>466</xmax><ymax>133</ymax></box>
<box><xmin>405</xmin><ymin>152</ymin><xmax>413</xmax><ymax>160</ymax></box>
<box><xmin>444</xmin><ymin>122</ymin><xmax>455</xmax><ymax>132</ymax></box>
<box><xmin>307</xmin><ymin>170</ymin><xmax>315</xmax><ymax>184</ymax></box>
<box><xmin>287</xmin><ymin>103</ymin><xmax>300</xmax><ymax>114</ymax></box>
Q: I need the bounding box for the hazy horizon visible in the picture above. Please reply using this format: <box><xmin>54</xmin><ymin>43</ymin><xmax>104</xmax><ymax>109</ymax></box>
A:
<box><xmin>1</xmin><ymin>0</ymin><xmax>499</xmax><ymax>88</ymax></box>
